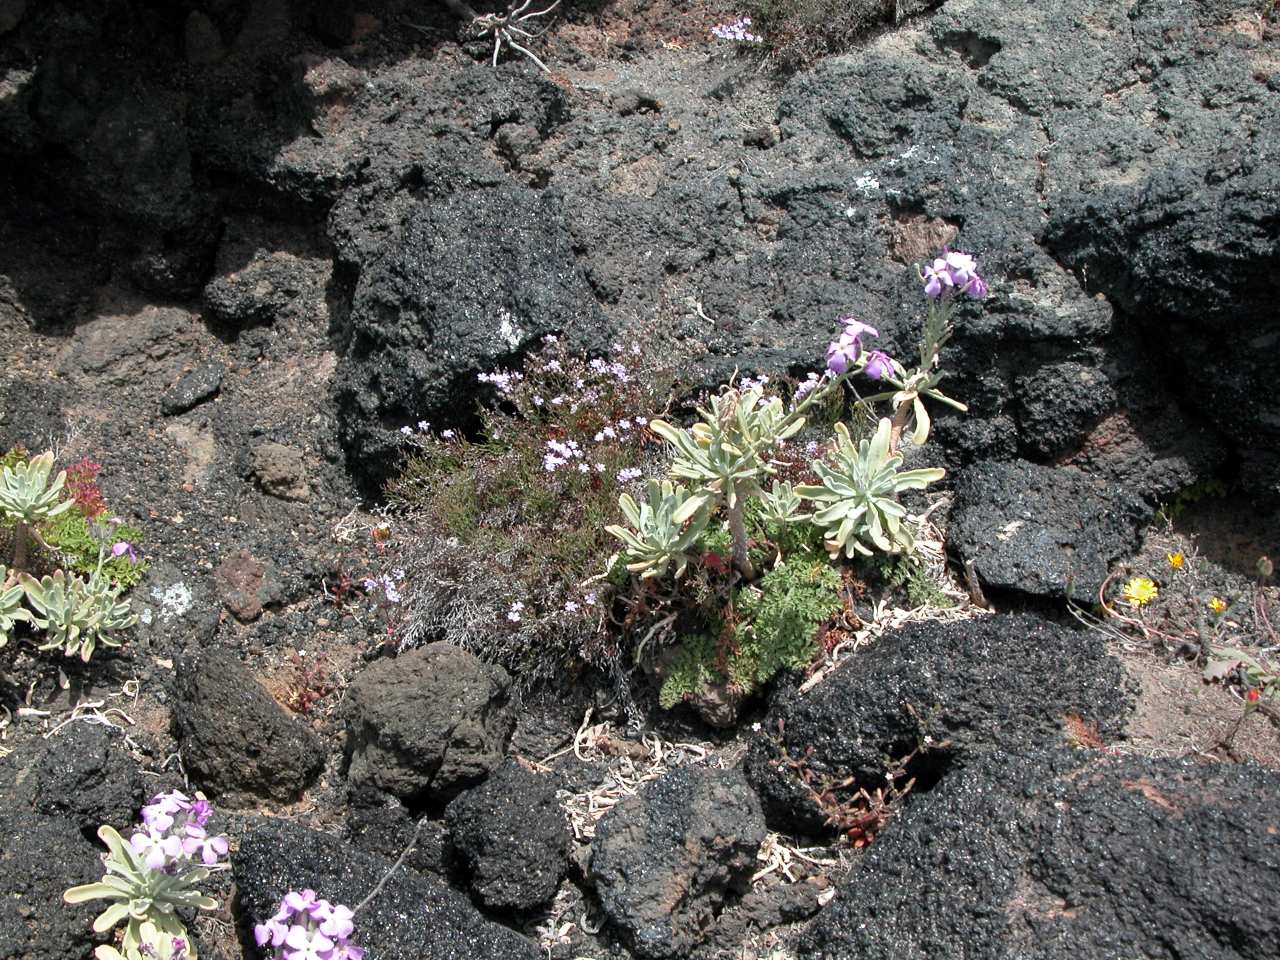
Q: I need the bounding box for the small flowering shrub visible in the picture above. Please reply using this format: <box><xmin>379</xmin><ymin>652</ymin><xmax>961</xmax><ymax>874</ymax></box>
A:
<box><xmin>743</xmin><ymin>0</ymin><xmax>905</xmax><ymax>70</ymax></box>
<box><xmin>0</xmin><ymin>447</ymin><xmax>143</xmax><ymax>663</ymax></box>
<box><xmin>386</xmin><ymin>332</ymin><xmax>684</xmax><ymax>689</ymax></box>
<box><xmin>711</xmin><ymin>16</ymin><xmax>763</xmax><ymax>43</ymax></box>
<box><xmin>254</xmin><ymin>890</ymin><xmax>363</xmax><ymax>960</ymax></box>
<box><xmin>64</xmin><ymin>791</ymin><xmax>227</xmax><ymax>958</ymax></box>
<box><xmin>611</xmin><ymin>251</ymin><xmax>987</xmax><ymax>717</ymax></box>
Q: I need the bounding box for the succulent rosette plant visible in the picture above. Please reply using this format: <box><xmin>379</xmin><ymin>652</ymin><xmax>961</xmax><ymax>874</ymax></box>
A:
<box><xmin>64</xmin><ymin>791</ymin><xmax>227</xmax><ymax>956</ymax></box>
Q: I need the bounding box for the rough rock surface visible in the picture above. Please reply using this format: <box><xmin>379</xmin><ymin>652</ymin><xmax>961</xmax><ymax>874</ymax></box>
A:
<box><xmin>347</xmin><ymin>783</ymin><xmax>453</xmax><ymax>880</ymax></box>
<box><xmin>335</xmin><ymin>186</ymin><xmax>609</xmax><ymax>490</ymax></box>
<box><xmin>805</xmin><ymin>747</ymin><xmax>1280</xmax><ymax>959</ymax></box>
<box><xmin>345</xmin><ymin>643</ymin><xmax>514</xmax><ymax>803</ymax></box>
<box><xmin>250</xmin><ymin>442</ymin><xmax>310</xmax><ymax>502</ymax></box>
<box><xmin>590</xmin><ymin>766</ymin><xmax>767</xmax><ymax>959</ymax></box>
<box><xmin>160</xmin><ymin>360</ymin><xmax>224</xmax><ymax>416</ymax></box>
<box><xmin>445</xmin><ymin>757</ymin><xmax>570</xmax><ymax>911</ymax></box>
<box><xmin>213</xmin><ymin>549</ymin><xmax>285</xmax><ymax>623</ymax></box>
<box><xmin>235</xmin><ymin>819</ymin><xmax>542</xmax><ymax>960</ymax></box>
<box><xmin>745</xmin><ymin>614</ymin><xmax>1133</xmax><ymax>835</ymax></box>
<box><xmin>0</xmin><ymin>724</ymin><xmax>147</xmax><ymax>960</ymax></box>
<box><xmin>172</xmin><ymin>647</ymin><xmax>325</xmax><ymax>803</ymax></box>
<box><xmin>31</xmin><ymin>724</ymin><xmax>146</xmax><ymax>834</ymax></box>
<box><xmin>949</xmin><ymin>460</ymin><xmax>1151</xmax><ymax>601</ymax></box>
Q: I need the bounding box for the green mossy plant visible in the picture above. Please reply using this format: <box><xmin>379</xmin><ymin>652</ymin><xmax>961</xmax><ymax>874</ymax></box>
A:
<box><xmin>43</xmin><ymin>510</ymin><xmax>147</xmax><ymax>589</ymax></box>
<box><xmin>879</xmin><ymin>555</ymin><xmax>954</xmax><ymax>610</ymax></box>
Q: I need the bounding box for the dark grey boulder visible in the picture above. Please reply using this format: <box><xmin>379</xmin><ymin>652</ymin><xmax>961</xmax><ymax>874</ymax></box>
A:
<box><xmin>334</xmin><ymin>185</ymin><xmax>609</xmax><ymax>491</ymax></box>
<box><xmin>345</xmin><ymin>643</ymin><xmax>514</xmax><ymax>804</ymax></box>
<box><xmin>32</xmin><ymin>723</ymin><xmax>146</xmax><ymax>834</ymax></box>
<box><xmin>0</xmin><ymin>811</ymin><xmax>103</xmax><ymax>960</ymax></box>
<box><xmin>346</xmin><ymin>783</ymin><xmax>453</xmax><ymax>879</ymax></box>
<box><xmin>949</xmin><ymin>459</ymin><xmax>1151</xmax><ymax>602</ymax></box>
<box><xmin>745</xmin><ymin>614</ymin><xmax>1133</xmax><ymax>835</ymax></box>
<box><xmin>235</xmin><ymin>819</ymin><xmax>542</xmax><ymax>960</ymax></box>
<box><xmin>805</xmin><ymin>747</ymin><xmax>1280</xmax><ymax>959</ymax></box>
<box><xmin>160</xmin><ymin>360</ymin><xmax>224</xmax><ymax>416</ymax></box>
<box><xmin>445</xmin><ymin>757</ymin><xmax>570</xmax><ymax>911</ymax></box>
<box><xmin>590</xmin><ymin>766</ymin><xmax>767</xmax><ymax>959</ymax></box>
<box><xmin>172</xmin><ymin>647</ymin><xmax>325</xmax><ymax>804</ymax></box>
<box><xmin>1041</xmin><ymin>0</ymin><xmax>1280</xmax><ymax>498</ymax></box>
<box><xmin>1014</xmin><ymin>362</ymin><xmax>1116</xmax><ymax>460</ymax></box>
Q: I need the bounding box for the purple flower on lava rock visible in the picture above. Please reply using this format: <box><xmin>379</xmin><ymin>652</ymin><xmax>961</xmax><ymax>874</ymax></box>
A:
<box><xmin>825</xmin><ymin>318</ymin><xmax>880</xmax><ymax>375</ymax></box>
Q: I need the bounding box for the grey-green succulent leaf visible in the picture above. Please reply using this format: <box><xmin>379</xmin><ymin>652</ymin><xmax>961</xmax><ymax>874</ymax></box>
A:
<box><xmin>0</xmin><ymin>565</ymin><xmax>30</xmax><ymax>648</ymax></box>
<box><xmin>798</xmin><ymin>419</ymin><xmax>944</xmax><ymax>558</ymax></box>
<box><xmin>758</xmin><ymin>481</ymin><xmax>809</xmax><ymax>526</ymax></box>
<box><xmin>21</xmin><ymin>563</ymin><xmax>136</xmax><ymax>662</ymax></box>
<box><xmin>606</xmin><ymin>479</ymin><xmax>711</xmax><ymax>579</ymax></box>
<box><xmin>0</xmin><ymin>451</ymin><xmax>74</xmax><ymax>525</ymax></box>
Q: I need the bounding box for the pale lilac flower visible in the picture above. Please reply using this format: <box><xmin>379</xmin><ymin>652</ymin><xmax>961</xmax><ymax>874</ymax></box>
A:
<box><xmin>417</xmin><ymin>420</ymin><xmax>430</xmax><ymax>432</ymax></box>
<box><xmin>399</xmin><ymin>425</ymin><xmax>413</xmax><ymax>436</ymax></box>
<box><xmin>564</xmin><ymin>600</ymin><xmax>579</xmax><ymax>613</ymax></box>
<box><xmin>577</xmin><ymin>462</ymin><xmax>590</xmax><ymax>473</ymax></box>
<box><xmin>441</xmin><ymin>429</ymin><xmax>455</xmax><ymax>439</ymax></box>
<box><xmin>826</xmin><ymin>318</ymin><xmax>879</xmax><ymax>375</ymax></box>
<box><xmin>532</xmin><ymin>396</ymin><xmax>544</xmax><ymax>407</ymax></box>
<box><xmin>111</xmin><ymin>541</ymin><xmax>140</xmax><ymax>564</ymax></box>
<box><xmin>711</xmin><ymin>16</ymin><xmax>762</xmax><ymax>42</ymax></box>
<box><xmin>318</xmin><ymin>903</ymin><xmax>356</xmax><ymax>941</ymax></box>
<box><xmin>543</xmin><ymin>453</ymin><xmax>565</xmax><ymax>472</ymax></box>
<box><xmin>793</xmin><ymin>372</ymin><xmax>822</xmax><ymax>400</ymax></box>
<box><xmin>863</xmin><ymin>351</ymin><xmax>893</xmax><ymax>380</ymax></box>
<box><xmin>507</xmin><ymin>601</ymin><xmax>524</xmax><ymax>623</ymax></box>
<box><xmin>617</xmin><ymin>419</ymin><xmax>632</xmax><ymax>431</ymax></box>
<box><xmin>615</xmin><ymin>467</ymin><xmax>643</xmax><ymax>483</ymax></box>
<box><xmin>584</xmin><ymin>592</ymin><xmax>598</xmax><ymax>606</ymax></box>
<box><xmin>594</xmin><ymin>463</ymin><xmax>606</xmax><ymax>472</ymax></box>
<box><xmin>284</xmin><ymin>925</ymin><xmax>334</xmax><ymax>960</ymax></box>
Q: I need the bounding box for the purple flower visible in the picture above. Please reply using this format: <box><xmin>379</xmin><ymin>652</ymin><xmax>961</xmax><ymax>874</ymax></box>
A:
<box><xmin>841</xmin><ymin>318</ymin><xmax>879</xmax><ymax>342</ymax></box>
<box><xmin>111</xmin><ymin>541</ymin><xmax>140</xmax><ymax>563</ymax></box>
<box><xmin>318</xmin><ymin>903</ymin><xmax>356</xmax><ymax>940</ymax></box>
<box><xmin>255</xmin><ymin>920</ymin><xmax>289</xmax><ymax>948</ymax></box>
<box><xmin>922</xmin><ymin>249</ymin><xmax>987</xmax><ymax>299</ymax></box>
<box><xmin>863</xmin><ymin>351</ymin><xmax>893</xmax><ymax>380</ymax></box>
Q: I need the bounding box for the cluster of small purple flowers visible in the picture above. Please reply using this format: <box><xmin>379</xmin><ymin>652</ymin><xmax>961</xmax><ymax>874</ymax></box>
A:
<box><xmin>711</xmin><ymin>16</ymin><xmax>762</xmax><ymax>42</ymax></box>
<box><xmin>921</xmin><ymin>249</ymin><xmax>988</xmax><ymax>299</ymax></box>
<box><xmin>363</xmin><ymin>571</ymin><xmax>403</xmax><ymax>604</ymax></box>
<box><xmin>825</xmin><ymin>318</ymin><xmax>892</xmax><ymax>378</ymax></box>
<box><xmin>478</xmin><ymin>370</ymin><xmax>524</xmax><ymax>396</ymax></box>
<box><xmin>130</xmin><ymin>791</ymin><xmax>229</xmax><ymax>871</ymax></box>
<box><xmin>254</xmin><ymin>890</ymin><xmax>362</xmax><ymax>960</ymax></box>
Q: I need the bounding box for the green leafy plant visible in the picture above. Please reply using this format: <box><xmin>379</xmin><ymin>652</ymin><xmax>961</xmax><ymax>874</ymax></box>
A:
<box><xmin>20</xmin><ymin>560</ymin><xmax>137</xmax><ymax>662</ymax></box>
<box><xmin>606</xmin><ymin>479</ymin><xmax>711</xmax><ymax>579</ymax></box>
<box><xmin>0</xmin><ymin>564</ymin><xmax>30</xmax><ymax>648</ymax></box>
<box><xmin>797</xmin><ymin>419</ymin><xmax>945</xmax><ymax>558</ymax></box>
<box><xmin>0</xmin><ymin>450</ymin><xmax>74</xmax><ymax>570</ymax></box>
<box><xmin>63</xmin><ymin>826</ymin><xmax>215</xmax><ymax>955</ymax></box>
<box><xmin>659</xmin><ymin>557</ymin><xmax>841</xmax><ymax>709</ymax></box>
<box><xmin>42</xmin><ymin>510</ymin><xmax>148</xmax><ymax>589</ymax></box>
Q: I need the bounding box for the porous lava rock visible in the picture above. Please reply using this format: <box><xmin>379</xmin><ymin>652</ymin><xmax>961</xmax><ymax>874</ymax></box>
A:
<box><xmin>250</xmin><ymin>442</ymin><xmax>310</xmax><ymax>503</ymax></box>
<box><xmin>805</xmin><ymin>747</ymin><xmax>1280</xmax><ymax>958</ymax></box>
<box><xmin>172</xmin><ymin>647</ymin><xmax>325</xmax><ymax>804</ymax></box>
<box><xmin>31</xmin><ymin>723</ymin><xmax>146</xmax><ymax>834</ymax></box>
<box><xmin>445</xmin><ymin>757</ymin><xmax>570</xmax><ymax>911</ymax></box>
<box><xmin>160</xmin><ymin>360</ymin><xmax>224</xmax><ymax>416</ymax></box>
<box><xmin>345</xmin><ymin>643</ymin><xmax>514</xmax><ymax>804</ymax></box>
<box><xmin>589</xmin><ymin>766</ymin><xmax>767</xmax><ymax>958</ymax></box>
<box><xmin>0</xmin><ymin>810</ymin><xmax>103</xmax><ymax>960</ymax></box>
<box><xmin>334</xmin><ymin>185</ymin><xmax>609</xmax><ymax>491</ymax></box>
<box><xmin>948</xmin><ymin>460</ymin><xmax>1151</xmax><ymax>601</ymax></box>
<box><xmin>745</xmin><ymin>614</ymin><xmax>1133</xmax><ymax>835</ymax></box>
<box><xmin>235</xmin><ymin>819</ymin><xmax>542</xmax><ymax>960</ymax></box>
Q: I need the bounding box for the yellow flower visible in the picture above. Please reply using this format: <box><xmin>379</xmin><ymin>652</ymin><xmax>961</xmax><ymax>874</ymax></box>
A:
<box><xmin>1121</xmin><ymin>576</ymin><xmax>1158</xmax><ymax>607</ymax></box>
<box><xmin>1166</xmin><ymin>551</ymin><xmax>1184</xmax><ymax>570</ymax></box>
<box><xmin>1208</xmin><ymin>596</ymin><xmax>1227</xmax><ymax>613</ymax></box>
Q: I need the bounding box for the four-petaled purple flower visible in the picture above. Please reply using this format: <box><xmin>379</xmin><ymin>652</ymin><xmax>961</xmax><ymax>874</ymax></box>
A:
<box><xmin>256</xmin><ymin>890</ymin><xmax>363</xmax><ymax>960</ymax></box>
<box><xmin>863</xmin><ymin>351</ymin><xmax>893</xmax><ymax>380</ymax></box>
<box><xmin>825</xmin><ymin>318</ymin><xmax>880</xmax><ymax>375</ymax></box>
<box><xmin>130</xmin><ymin>790</ymin><xmax>229</xmax><ymax>874</ymax></box>
<box><xmin>922</xmin><ymin>248</ymin><xmax>987</xmax><ymax>299</ymax></box>
<box><xmin>111</xmin><ymin>540</ymin><xmax>140</xmax><ymax>563</ymax></box>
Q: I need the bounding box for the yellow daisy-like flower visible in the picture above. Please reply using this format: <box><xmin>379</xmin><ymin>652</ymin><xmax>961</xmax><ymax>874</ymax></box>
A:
<box><xmin>1167</xmin><ymin>551</ymin><xmax>1185</xmax><ymax>570</ymax></box>
<box><xmin>1121</xmin><ymin>576</ymin><xmax>1158</xmax><ymax>607</ymax></box>
<box><xmin>1207</xmin><ymin>596</ymin><xmax>1227</xmax><ymax>613</ymax></box>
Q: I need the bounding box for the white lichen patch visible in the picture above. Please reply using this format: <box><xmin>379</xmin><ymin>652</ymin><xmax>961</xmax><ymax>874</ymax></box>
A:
<box><xmin>497</xmin><ymin>310</ymin><xmax>524</xmax><ymax>350</ymax></box>
<box><xmin>149</xmin><ymin>581</ymin><xmax>194</xmax><ymax>622</ymax></box>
